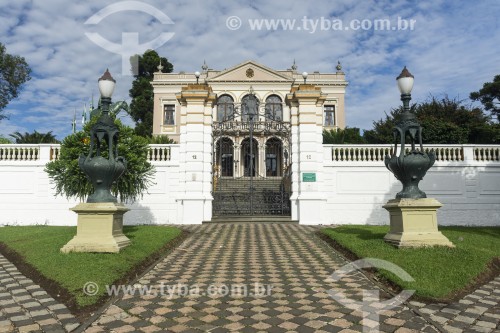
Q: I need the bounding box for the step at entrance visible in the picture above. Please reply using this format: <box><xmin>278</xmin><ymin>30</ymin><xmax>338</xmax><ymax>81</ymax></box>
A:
<box><xmin>204</xmin><ymin>216</ymin><xmax>298</xmax><ymax>224</ymax></box>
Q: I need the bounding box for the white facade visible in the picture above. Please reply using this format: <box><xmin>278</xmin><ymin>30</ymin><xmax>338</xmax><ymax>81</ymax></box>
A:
<box><xmin>0</xmin><ymin>144</ymin><xmax>499</xmax><ymax>226</ymax></box>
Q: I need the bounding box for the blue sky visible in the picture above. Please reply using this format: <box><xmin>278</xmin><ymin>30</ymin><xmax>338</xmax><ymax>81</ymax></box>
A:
<box><xmin>0</xmin><ymin>0</ymin><xmax>498</xmax><ymax>140</ymax></box>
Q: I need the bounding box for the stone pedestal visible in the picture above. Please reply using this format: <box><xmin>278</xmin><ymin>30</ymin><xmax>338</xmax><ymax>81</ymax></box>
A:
<box><xmin>61</xmin><ymin>203</ymin><xmax>131</xmax><ymax>253</ymax></box>
<box><xmin>383</xmin><ymin>198</ymin><xmax>454</xmax><ymax>248</ymax></box>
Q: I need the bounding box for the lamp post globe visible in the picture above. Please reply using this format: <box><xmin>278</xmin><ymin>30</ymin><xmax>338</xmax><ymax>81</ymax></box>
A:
<box><xmin>194</xmin><ymin>71</ymin><xmax>200</xmax><ymax>84</ymax></box>
<box><xmin>98</xmin><ymin>69</ymin><xmax>116</xmax><ymax>98</ymax></box>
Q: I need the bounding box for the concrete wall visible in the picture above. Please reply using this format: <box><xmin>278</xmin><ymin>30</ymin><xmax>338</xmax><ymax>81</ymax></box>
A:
<box><xmin>0</xmin><ymin>144</ymin><xmax>499</xmax><ymax>226</ymax></box>
<box><xmin>322</xmin><ymin>145</ymin><xmax>500</xmax><ymax>226</ymax></box>
<box><xmin>0</xmin><ymin>144</ymin><xmax>180</xmax><ymax>226</ymax></box>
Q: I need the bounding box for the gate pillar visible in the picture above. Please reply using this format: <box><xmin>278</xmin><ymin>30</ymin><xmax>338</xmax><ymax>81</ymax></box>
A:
<box><xmin>176</xmin><ymin>84</ymin><xmax>216</xmax><ymax>223</ymax></box>
<box><xmin>286</xmin><ymin>84</ymin><xmax>327</xmax><ymax>224</ymax></box>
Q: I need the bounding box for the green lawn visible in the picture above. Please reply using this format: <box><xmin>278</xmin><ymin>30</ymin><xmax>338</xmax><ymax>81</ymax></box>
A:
<box><xmin>321</xmin><ymin>226</ymin><xmax>500</xmax><ymax>300</ymax></box>
<box><xmin>0</xmin><ymin>225</ymin><xmax>182</xmax><ymax>307</ymax></box>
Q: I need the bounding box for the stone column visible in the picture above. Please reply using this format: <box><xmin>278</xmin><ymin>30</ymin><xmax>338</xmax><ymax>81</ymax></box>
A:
<box><xmin>286</xmin><ymin>85</ymin><xmax>327</xmax><ymax>224</ymax></box>
<box><xmin>176</xmin><ymin>84</ymin><xmax>216</xmax><ymax>223</ymax></box>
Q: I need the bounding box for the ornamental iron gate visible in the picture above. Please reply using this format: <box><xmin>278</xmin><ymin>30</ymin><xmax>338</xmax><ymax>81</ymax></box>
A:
<box><xmin>212</xmin><ymin>90</ymin><xmax>291</xmax><ymax>217</ymax></box>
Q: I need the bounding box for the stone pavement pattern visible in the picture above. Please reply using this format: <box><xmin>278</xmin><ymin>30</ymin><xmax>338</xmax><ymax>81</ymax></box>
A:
<box><xmin>84</xmin><ymin>224</ymin><xmax>442</xmax><ymax>333</ymax></box>
<box><xmin>0</xmin><ymin>224</ymin><xmax>498</xmax><ymax>332</ymax></box>
<box><xmin>0</xmin><ymin>254</ymin><xmax>79</xmax><ymax>333</ymax></box>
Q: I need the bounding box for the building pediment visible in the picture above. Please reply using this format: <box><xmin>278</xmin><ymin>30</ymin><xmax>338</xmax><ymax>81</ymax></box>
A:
<box><xmin>208</xmin><ymin>60</ymin><xmax>293</xmax><ymax>83</ymax></box>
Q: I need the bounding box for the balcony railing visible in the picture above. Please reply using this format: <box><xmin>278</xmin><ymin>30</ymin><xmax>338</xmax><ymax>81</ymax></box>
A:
<box><xmin>324</xmin><ymin>144</ymin><xmax>500</xmax><ymax>163</ymax></box>
<box><xmin>212</xmin><ymin>121</ymin><xmax>291</xmax><ymax>135</ymax></box>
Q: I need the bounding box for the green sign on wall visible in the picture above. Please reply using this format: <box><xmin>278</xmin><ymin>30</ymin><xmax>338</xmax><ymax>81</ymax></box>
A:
<box><xmin>302</xmin><ymin>173</ymin><xmax>316</xmax><ymax>182</ymax></box>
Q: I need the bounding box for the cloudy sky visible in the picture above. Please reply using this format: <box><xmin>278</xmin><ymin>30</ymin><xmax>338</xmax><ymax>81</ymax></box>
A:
<box><xmin>0</xmin><ymin>0</ymin><xmax>498</xmax><ymax>140</ymax></box>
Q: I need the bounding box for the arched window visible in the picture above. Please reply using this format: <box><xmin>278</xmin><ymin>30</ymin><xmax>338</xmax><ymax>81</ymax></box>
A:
<box><xmin>265</xmin><ymin>95</ymin><xmax>283</xmax><ymax>121</ymax></box>
<box><xmin>241</xmin><ymin>94</ymin><xmax>259</xmax><ymax>122</ymax></box>
<box><xmin>217</xmin><ymin>95</ymin><xmax>234</xmax><ymax>121</ymax></box>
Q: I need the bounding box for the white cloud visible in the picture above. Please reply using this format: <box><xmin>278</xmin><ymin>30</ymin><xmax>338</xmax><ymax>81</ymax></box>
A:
<box><xmin>0</xmin><ymin>0</ymin><xmax>498</xmax><ymax>139</ymax></box>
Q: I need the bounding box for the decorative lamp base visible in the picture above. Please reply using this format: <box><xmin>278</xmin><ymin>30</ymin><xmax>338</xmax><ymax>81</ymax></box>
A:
<box><xmin>61</xmin><ymin>203</ymin><xmax>131</xmax><ymax>253</ymax></box>
<box><xmin>383</xmin><ymin>198</ymin><xmax>454</xmax><ymax>248</ymax></box>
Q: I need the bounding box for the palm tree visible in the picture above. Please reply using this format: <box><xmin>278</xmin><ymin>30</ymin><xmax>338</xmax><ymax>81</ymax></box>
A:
<box><xmin>9</xmin><ymin>130</ymin><xmax>59</xmax><ymax>144</ymax></box>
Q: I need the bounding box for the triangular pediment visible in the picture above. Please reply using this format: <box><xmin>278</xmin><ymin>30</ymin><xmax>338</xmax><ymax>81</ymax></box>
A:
<box><xmin>208</xmin><ymin>61</ymin><xmax>293</xmax><ymax>82</ymax></box>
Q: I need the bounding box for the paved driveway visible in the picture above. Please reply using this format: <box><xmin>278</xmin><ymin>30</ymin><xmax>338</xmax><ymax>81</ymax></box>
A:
<box><xmin>1</xmin><ymin>223</ymin><xmax>498</xmax><ymax>332</ymax></box>
<box><xmin>84</xmin><ymin>224</ymin><xmax>442</xmax><ymax>333</ymax></box>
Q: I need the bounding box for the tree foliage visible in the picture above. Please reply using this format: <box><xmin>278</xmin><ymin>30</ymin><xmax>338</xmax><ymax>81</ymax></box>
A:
<box><xmin>148</xmin><ymin>135</ymin><xmax>176</xmax><ymax>144</ymax></box>
<box><xmin>363</xmin><ymin>96</ymin><xmax>498</xmax><ymax>144</ymax></box>
<box><xmin>129</xmin><ymin>50</ymin><xmax>173</xmax><ymax>137</ymax></box>
<box><xmin>0</xmin><ymin>43</ymin><xmax>31</xmax><ymax>120</ymax></box>
<box><xmin>470</xmin><ymin>74</ymin><xmax>500</xmax><ymax>121</ymax></box>
<box><xmin>45</xmin><ymin>114</ymin><xmax>155</xmax><ymax>202</ymax></box>
<box><xmin>323</xmin><ymin>127</ymin><xmax>366</xmax><ymax>144</ymax></box>
<box><xmin>0</xmin><ymin>136</ymin><xmax>11</xmax><ymax>144</ymax></box>
<box><xmin>10</xmin><ymin>130</ymin><xmax>59</xmax><ymax>143</ymax></box>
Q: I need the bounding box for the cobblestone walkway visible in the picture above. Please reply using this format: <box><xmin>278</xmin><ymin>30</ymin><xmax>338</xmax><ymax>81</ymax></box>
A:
<box><xmin>1</xmin><ymin>224</ymin><xmax>499</xmax><ymax>332</ymax></box>
<box><xmin>0</xmin><ymin>255</ymin><xmax>79</xmax><ymax>333</ymax></box>
<box><xmin>81</xmin><ymin>224</ymin><xmax>440</xmax><ymax>333</ymax></box>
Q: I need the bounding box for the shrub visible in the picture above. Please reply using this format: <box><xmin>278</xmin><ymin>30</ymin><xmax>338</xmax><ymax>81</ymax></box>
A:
<box><xmin>45</xmin><ymin>116</ymin><xmax>155</xmax><ymax>202</ymax></box>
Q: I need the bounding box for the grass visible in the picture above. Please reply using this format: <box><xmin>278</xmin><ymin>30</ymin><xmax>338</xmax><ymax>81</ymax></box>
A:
<box><xmin>0</xmin><ymin>225</ymin><xmax>182</xmax><ymax>307</ymax></box>
<box><xmin>321</xmin><ymin>226</ymin><xmax>500</xmax><ymax>300</ymax></box>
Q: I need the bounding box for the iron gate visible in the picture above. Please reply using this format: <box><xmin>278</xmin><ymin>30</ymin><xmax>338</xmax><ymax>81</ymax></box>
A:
<box><xmin>212</xmin><ymin>90</ymin><xmax>292</xmax><ymax>216</ymax></box>
<box><xmin>212</xmin><ymin>176</ymin><xmax>291</xmax><ymax>216</ymax></box>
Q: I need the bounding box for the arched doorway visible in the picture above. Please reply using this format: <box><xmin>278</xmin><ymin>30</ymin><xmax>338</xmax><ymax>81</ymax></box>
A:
<box><xmin>215</xmin><ymin>137</ymin><xmax>234</xmax><ymax>177</ymax></box>
<box><xmin>266</xmin><ymin>138</ymin><xmax>282</xmax><ymax>177</ymax></box>
<box><xmin>241</xmin><ymin>138</ymin><xmax>258</xmax><ymax>176</ymax></box>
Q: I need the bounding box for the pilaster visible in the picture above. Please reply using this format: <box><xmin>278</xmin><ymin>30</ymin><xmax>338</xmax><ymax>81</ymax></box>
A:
<box><xmin>176</xmin><ymin>84</ymin><xmax>216</xmax><ymax>223</ymax></box>
<box><xmin>286</xmin><ymin>84</ymin><xmax>327</xmax><ymax>224</ymax></box>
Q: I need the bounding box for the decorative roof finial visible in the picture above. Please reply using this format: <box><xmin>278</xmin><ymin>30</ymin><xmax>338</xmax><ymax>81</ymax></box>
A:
<box><xmin>202</xmin><ymin>60</ymin><xmax>208</xmax><ymax>72</ymax></box>
<box><xmin>291</xmin><ymin>59</ymin><xmax>297</xmax><ymax>71</ymax></box>
<box><xmin>157</xmin><ymin>58</ymin><xmax>164</xmax><ymax>72</ymax></box>
<box><xmin>336</xmin><ymin>60</ymin><xmax>342</xmax><ymax>72</ymax></box>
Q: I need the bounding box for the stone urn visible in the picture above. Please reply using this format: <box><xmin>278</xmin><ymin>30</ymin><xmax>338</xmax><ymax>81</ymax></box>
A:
<box><xmin>385</xmin><ymin>149</ymin><xmax>435</xmax><ymax>199</ymax></box>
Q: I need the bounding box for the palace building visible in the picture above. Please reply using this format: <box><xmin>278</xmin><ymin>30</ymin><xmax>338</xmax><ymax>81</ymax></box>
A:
<box><xmin>151</xmin><ymin>60</ymin><xmax>347</xmax><ymax>221</ymax></box>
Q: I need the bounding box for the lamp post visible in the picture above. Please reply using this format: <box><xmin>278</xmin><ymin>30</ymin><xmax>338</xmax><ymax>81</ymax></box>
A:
<box><xmin>302</xmin><ymin>71</ymin><xmax>308</xmax><ymax>84</ymax></box>
<box><xmin>195</xmin><ymin>71</ymin><xmax>200</xmax><ymax>84</ymax></box>
<box><xmin>382</xmin><ymin>67</ymin><xmax>453</xmax><ymax>248</ymax></box>
<box><xmin>62</xmin><ymin>69</ymin><xmax>131</xmax><ymax>253</ymax></box>
<box><xmin>79</xmin><ymin>69</ymin><xmax>127</xmax><ymax>203</ymax></box>
<box><xmin>243</xmin><ymin>88</ymin><xmax>259</xmax><ymax>214</ymax></box>
<box><xmin>384</xmin><ymin>67</ymin><xmax>435</xmax><ymax>199</ymax></box>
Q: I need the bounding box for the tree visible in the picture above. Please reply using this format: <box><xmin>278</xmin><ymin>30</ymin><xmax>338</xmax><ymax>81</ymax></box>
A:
<box><xmin>45</xmin><ymin>114</ymin><xmax>155</xmax><ymax>202</ymax></box>
<box><xmin>129</xmin><ymin>50</ymin><xmax>173</xmax><ymax>137</ymax></box>
<box><xmin>0</xmin><ymin>43</ymin><xmax>31</xmax><ymax>120</ymax></box>
<box><xmin>470</xmin><ymin>75</ymin><xmax>500</xmax><ymax>121</ymax></box>
<box><xmin>9</xmin><ymin>130</ymin><xmax>59</xmax><ymax>144</ymax></box>
<box><xmin>148</xmin><ymin>135</ymin><xmax>176</xmax><ymax>144</ymax></box>
<box><xmin>323</xmin><ymin>127</ymin><xmax>366</xmax><ymax>144</ymax></box>
<box><xmin>364</xmin><ymin>96</ymin><xmax>497</xmax><ymax>144</ymax></box>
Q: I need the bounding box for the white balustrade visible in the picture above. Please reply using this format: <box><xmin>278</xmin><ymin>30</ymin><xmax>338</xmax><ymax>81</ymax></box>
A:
<box><xmin>0</xmin><ymin>145</ymin><xmax>40</xmax><ymax>161</ymax></box>
<box><xmin>325</xmin><ymin>144</ymin><xmax>500</xmax><ymax>163</ymax></box>
<box><xmin>0</xmin><ymin>144</ymin><xmax>179</xmax><ymax>163</ymax></box>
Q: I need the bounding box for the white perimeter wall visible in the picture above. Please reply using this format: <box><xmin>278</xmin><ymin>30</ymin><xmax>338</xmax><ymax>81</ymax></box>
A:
<box><xmin>0</xmin><ymin>144</ymin><xmax>499</xmax><ymax>226</ymax></box>
<box><xmin>0</xmin><ymin>144</ymin><xmax>180</xmax><ymax>226</ymax></box>
<box><xmin>322</xmin><ymin>145</ymin><xmax>500</xmax><ymax>226</ymax></box>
